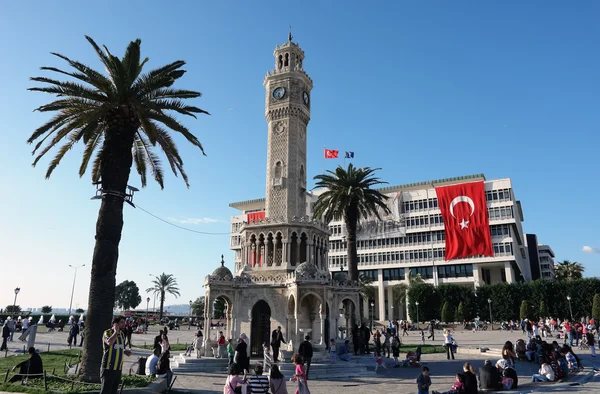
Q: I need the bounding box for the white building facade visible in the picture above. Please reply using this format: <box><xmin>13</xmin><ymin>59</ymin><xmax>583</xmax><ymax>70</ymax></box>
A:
<box><xmin>538</xmin><ymin>244</ymin><xmax>556</xmax><ymax>280</ymax></box>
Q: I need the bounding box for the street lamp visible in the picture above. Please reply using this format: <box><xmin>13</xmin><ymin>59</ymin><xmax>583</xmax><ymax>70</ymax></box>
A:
<box><xmin>189</xmin><ymin>300</ymin><xmax>193</xmax><ymax>330</ymax></box>
<box><xmin>487</xmin><ymin>298</ymin><xmax>493</xmax><ymax>329</ymax></box>
<box><xmin>370</xmin><ymin>302</ymin><xmax>375</xmax><ymax>329</ymax></box>
<box><xmin>13</xmin><ymin>288</ymin><xmax>20</xmax><ymax>318</ymax></box>
<box><xmin>567</xmin><ymin>296</ymin><xmax>574</xmax><ymax>321</ymax></box>
<box><xmin>415</xmin><ymin>301</ymin><xmax>420</xmax><ymax>330</ymax></box>
<box><xmin>145</xmin><ymin>297</ymin><xmax>150</xmax><ymax>332</ymax></box>
<box><xmin>68</xmin><ymin>264</ymin><xmax>85</xmax><ymax>316</ymax></box>
<box><xmin>148</xmin><ymin>274</ymin><xmax>157</xmax><ymax>314</ymax></box>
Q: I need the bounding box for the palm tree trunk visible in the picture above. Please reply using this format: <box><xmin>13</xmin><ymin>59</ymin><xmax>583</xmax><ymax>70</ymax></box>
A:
<box><xmin>344</xmin><ymin>208</ymin><xmax>359</xmax><ymax>283</ymax></box>
<box><xmin>159</xmin><ymin>291</ymin><xmax>165</xmax><ymax>320</ymax></box>
<box><xmin>79</xmin><ymin>111</ymin><xmax>136</xmax><ymax>382</ymax></box>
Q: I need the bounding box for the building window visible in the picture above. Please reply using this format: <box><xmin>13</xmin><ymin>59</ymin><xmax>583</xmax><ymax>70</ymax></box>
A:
<box><xmin>437</xmin><ymin>264</ymin><xmax>474</xmax><ymax>278</ymax></box>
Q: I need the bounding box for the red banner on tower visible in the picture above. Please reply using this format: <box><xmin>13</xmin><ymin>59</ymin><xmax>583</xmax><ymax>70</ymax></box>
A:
<box><xmin>247</xmin><ymin>211</ymin><xmax>265</xmax><ymax>223</ymax></box>
<box><xmin>435</xmin><ymin>181</ymin><xmax>493</xmax><ymax>260</ymax></box>
<box><xmin>324</xmin><ymin>148</ymin><xmax>339</xmax><ymax>159</ymax></box>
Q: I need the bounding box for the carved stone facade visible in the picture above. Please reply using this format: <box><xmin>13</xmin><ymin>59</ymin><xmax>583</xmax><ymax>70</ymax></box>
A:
<box><xmin>204</xmin><ymin>36</ymin><xmax>360</xmax><ymax>356</ymax></box>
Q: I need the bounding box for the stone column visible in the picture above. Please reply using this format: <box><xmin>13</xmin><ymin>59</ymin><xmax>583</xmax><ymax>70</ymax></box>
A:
<box><xmin>265</xmin><ymin>240</ymin><xmax>271</xmax><ymax>267</ymax></box>
<box><xmin>378</xmin><ymin>269</ymin><xmax>385</xmax><ymax>321</ymax></box>
<box><xmin>307</xmin><ymin>241</ymin><xmax>312</xmax><ymax>264</ymax></box>
<box><xmin>504</xmin><ymin>261</ymin><xmax>516</xmax><ymax>283</ymax></box>
<box><xmin>282</xmin><ymin>241</ymin><xmax>288</xmax><ymax>266</ymax></box>
<box><xmin>387</xmin><ymin>285</ymin><xmax>394</xmax><ymax>321</ymax></box>
<box><xmin>473</xmin><ymin>264</ymin><xmax>482</xmax><ymax>287</ymax></box>
<box><xmin>319</xmin><ymin>314</ymin><xmax>325</xmax><ymax>345</ymax></box>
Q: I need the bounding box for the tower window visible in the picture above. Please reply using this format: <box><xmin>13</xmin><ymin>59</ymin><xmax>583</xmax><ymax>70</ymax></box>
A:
<box><xmin>284</xmin><ymin>53</ymin><xmax>289</xmax><ymax>67</ymax></box>
<box><xmin>278</xmin><ymin>55</ymin><xmax>283</xmax><ymax>70</ymax></box>
<box><xmin>274</xmin><ymin>161</ymin><xmax>283</xmax><ymax>179</ymax></box>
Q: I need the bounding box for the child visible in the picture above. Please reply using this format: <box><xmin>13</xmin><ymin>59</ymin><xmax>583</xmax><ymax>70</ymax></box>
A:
<box><xmin>329</xmin><ymin>338</ymin><xmax>337</xmax><ymax>363</ymax></box>
<box><xmin>432</xmin><ymin>373</ymin><xmax>465</xmax><ymax>394</ymax></box>
<box><xmin>391</xmin><ymin>336</ymin><xmax>400</xmax><ymax>367</ymax></box>
<box><xmin>416</xmin><ymin>366</ymin><xmax>431</xmax><ymax>394</ymax></box>
<box><xmin>226</xmin><ymin>338</ymin><xmax>235</xmax><ymax>366</ymax></box>
<box><xmin>420</xmin><ymin>330</ymin><xmax>425</xmax><ymax>345</ymax></box>
<box><xmin>374</xmin><ymin>350</ymin><xmax>387</xmax><ymax>372</ymax></box>
<box><xmin>263</xmin><ymin>342</ymin><xmax>272</xmax><ymax>373</ymax></box>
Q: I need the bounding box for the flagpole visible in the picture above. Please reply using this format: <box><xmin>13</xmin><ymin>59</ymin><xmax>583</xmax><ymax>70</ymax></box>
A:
<box><xmin>343</xmin><ymin>149</ymin><xmax>346</xmax><ymax>169</ymax></box>
<box><xmin>322</xmin><ymin>146</ymin><xmax>325</xmax><ymax>174</ymax></box>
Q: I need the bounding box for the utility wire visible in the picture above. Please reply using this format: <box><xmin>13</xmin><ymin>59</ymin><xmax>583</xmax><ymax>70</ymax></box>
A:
<box><xmin>135</xmin><ymin>204</ymin><xmax>230</xmax><ymax>235</ymax></box>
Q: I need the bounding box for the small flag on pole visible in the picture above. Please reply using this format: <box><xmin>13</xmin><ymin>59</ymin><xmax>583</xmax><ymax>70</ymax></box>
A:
<box><xmin>345</xmin><ymin>151</ymin><xmax>354</xmax><ymax>159</ymax></box>
<box><xmin>324</xmin><ymin>148</ymin><xmax>339</xmax><ymax>159</ymax></box>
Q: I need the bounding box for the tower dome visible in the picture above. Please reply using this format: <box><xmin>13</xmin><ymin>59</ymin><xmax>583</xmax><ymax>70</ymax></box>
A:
<box><xmin>295</xmin><ymin>261</ymin><xmax>319</xmax><ymax>278</ymax></box>
<box><xmin>211</xmin><ymin>255</ymin><xmax>233</xmax><ymax>280</ymax></box>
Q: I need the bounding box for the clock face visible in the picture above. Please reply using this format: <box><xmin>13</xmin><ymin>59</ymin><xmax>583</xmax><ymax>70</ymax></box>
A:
<box><xmin>273</xmin><ymin>87</ymin><xmax>286</xmax><ymax>100</ymax></box>
<box><xmin>303</xmin><ymin>91</ymin><xmax>310</xmax><ymax>105</ymax></box>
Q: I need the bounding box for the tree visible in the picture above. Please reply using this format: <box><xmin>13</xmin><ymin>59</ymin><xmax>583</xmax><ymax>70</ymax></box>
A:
<box><xmin>555</xmin><ymin>260</ymin><xmax>585</xmax><ymax>281</ymax></box>
<box><xmin>28</xmin><ymin>37</ymin><xmax>207</xmax><ymax>382</ymax></box>
<box><xmin>5</xmin><ymin>305</ymin><xmax>21</xmax><ymax>314</ymax></box>
<box><xmin>313</xmin><ymin>164</ymin><xmax>390</xmax><ymax>282</ymax></box>
<box><xmin>441</xmin><ymin>301</ymin><xmax>453</xmax><ymax>323</ymax></box>
<box><xmin>592</xmin><ymin>294</ymin><xmax>600</xmax><ymax>321</ymax></box>
<box><xmin>114</xmin><ymin>280</ymin><xmax>142</xmax><ymax>311</ymax></box>
<box><xmin>191</xmin><ymin>296</ymin><xmax>205</xmax><ymax>317</ymax></box>
<box><xmin>520</xmin><ymin>301</ymin><xmax>530</xmax><ymax>321</ymax></box>
<box><xmin>147</xmin><ymin>273</ymin><xmax>181</xmax><ymax>320</ymax></box>
<box><xmin>455</xmin><ymin>302</ymin><xmax>465</xmax><ymax>323</ymax></box>
<box><xmin>539</xmin><ymin>300</ymin><xmax>548</xmax><ymax>318</ymax></box>
<box><xmin>76</xmin><ymin>308</ymin><xmax>85</xmax><ymax>314</ymax></box>
<box><xmin>213</xmin><ymin>298</ymin><xmax>226</xmax><ymax>319</ymax></box>
<box><xmin>41</xmin><ymin>305</ymin><xmax>53</xmax><ymax>314</ymax></box>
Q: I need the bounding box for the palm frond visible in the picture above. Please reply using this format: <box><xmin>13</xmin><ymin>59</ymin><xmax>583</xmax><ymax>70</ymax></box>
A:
<box><xmin>79</xmin><ymin>133</ymin><xmax>103</xmax><ymax>177</ymax></box>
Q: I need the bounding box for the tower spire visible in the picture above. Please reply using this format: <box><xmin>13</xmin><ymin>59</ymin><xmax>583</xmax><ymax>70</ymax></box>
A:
<box><xmin>288</xmin><ymin>25</ymin><xmax>293</xmax><ymax>42</ymax></box>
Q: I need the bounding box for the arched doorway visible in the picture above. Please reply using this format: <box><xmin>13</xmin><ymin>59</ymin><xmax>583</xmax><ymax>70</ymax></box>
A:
<box><xmin>251</xmin><ymin>300</ymin><xmax>271</xmax><ymax>357</ymax></box>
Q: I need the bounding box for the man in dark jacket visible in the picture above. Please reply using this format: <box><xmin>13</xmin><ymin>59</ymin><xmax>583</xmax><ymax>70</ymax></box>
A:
<box><xmin>479</xmin><ymin>360</ymin><xmax>502</xmax><ymax>391</ymax></box>
<box><xmin>270</xmin><ymin>326</ymin><xmax>286</xmax><ymax>362</ymax></box>
<box><xmin>1</xmin><ymin>324</ymin><xmax>9</xmax><ymax>351</ymax></box>
<box><xmin>298</xmin><ymin>336</ymin><xmax>313</xmax><ymax>379</ymax></box>
<box><xmin>10</xmin><ymin>347</ymin><xmax>43</xmax><ymax>382</ymax></box>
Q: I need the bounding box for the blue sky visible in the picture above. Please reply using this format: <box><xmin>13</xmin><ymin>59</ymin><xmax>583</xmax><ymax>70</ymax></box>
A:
<box><xmin>1</xmin><ymin>1</ymin><xmax>598</xmax><ymax>310</ymax></box>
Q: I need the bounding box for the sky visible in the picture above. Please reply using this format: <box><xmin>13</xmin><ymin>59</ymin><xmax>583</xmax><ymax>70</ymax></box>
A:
<box><xmin>0</xmin><ymin>1</ymin><xmax>598</xmax><ymax>311</ymax></box>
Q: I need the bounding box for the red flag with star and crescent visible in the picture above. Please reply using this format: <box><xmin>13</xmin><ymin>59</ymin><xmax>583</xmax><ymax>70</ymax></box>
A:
<box><xmin>435</xmin><ymin>181</ymin><xmax>493</xmax><ymax>260</ymax></box>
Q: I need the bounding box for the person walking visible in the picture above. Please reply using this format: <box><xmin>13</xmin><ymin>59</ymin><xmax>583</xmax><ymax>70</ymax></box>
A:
<box><xmin>270</xmin><ymin>326</ymin><xmax>286</xmax><ymax>363</ymax></box>
<box><xmin>100</xmin><ymin>317</ymin><xmax>131</xmax><ymax>394</ymax></box>
<box><xmin>67</xmin><ymin>320</ymin><xmax>79</xmax><ymax>347</ymax></box>
<box><xmin>443</xmin><ymin>329</ymin><xmax>455</xmax><ymax>360</ymax></box>
<box><xmin>1</xmin><ymin>322</ymin><xmax>9</xmax><ymax>351</ymax></box>
<box><xmin>7</xmin><ymin>317</ymin><xmax>15</xmax><ymax>342</ymax></box>
<box><xmin>298</xmin><ymin>335</ymin><xmax>313</xmax><ymax>379</ymax></box>
<box><xmin>416</xmin><ymin>366</ymin><xmax>432</xmax><ymax>394</ymax></box>
<box><xmin>427</xmin><ymin>321</ymin><xmax>435</xmax><ymax>341</ymax></box>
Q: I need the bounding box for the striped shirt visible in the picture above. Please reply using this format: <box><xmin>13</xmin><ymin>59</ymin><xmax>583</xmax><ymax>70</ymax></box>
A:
<box><xmin>248</xmin><ymin>374</ymin><xmax>269</xmax><ymax>393</ymax></box>
<box><xmin>102</xmin><ymin>328</ymin><xmax>125</xmax><ymax>370</ymax></box>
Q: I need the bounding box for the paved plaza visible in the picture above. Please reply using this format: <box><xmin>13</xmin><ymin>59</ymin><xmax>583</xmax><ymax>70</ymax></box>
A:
<box><xmin>3</xmin><ymin>325</ymin><xmax>599</xmax><ymax>393</ymax></box>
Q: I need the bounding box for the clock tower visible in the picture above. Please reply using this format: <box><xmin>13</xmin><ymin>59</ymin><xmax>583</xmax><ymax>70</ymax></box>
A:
<box><xmin>263</xmin><ymin>33</ymin><xmax>313</xmax><ymax>221</ymax></box>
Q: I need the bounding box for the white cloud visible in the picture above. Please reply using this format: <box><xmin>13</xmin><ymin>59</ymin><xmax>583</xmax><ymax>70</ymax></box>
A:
<box><xmin>168</xmin><ymin>217</ymin><xmax>220</xmax><ymax>225</ymax></box>
<box><xmin>582</xmin><ymin>245</ymin><xmax>600</xmax><ymax>254</ymax></box>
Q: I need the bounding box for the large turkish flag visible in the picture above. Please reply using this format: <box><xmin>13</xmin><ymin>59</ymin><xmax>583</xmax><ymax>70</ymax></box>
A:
<box><xmin>435</xmin><ymin>181</ymin><xmax>493</xmax><ymax>260</ymax></box>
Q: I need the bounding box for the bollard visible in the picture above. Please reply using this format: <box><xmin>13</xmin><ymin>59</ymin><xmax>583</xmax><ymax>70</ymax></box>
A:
<box><xmin>23</xmin><ymin>345</ymin><xmax>25</xmax><ymax>354</ymax></box>
<box><xmin>4</xmin><ymin>348</ymin><xmax>7</xmax><ymax>358</ymax></box>
<box><xmin>47</xmin><ymin>343</ymin><xmax>50</xmax><ymax>353</ymax></box>
<box><xmin>177</xmin><ymin>338</ymin><xmax>179</xmax><ymax>344</ymax></box>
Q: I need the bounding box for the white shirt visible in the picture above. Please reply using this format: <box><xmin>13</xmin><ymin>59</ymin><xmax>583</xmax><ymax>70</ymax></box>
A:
<box><xmin>22</xmin><ymin>319</ymin><xmax>29</xmax><ymax>329</ymax></box>
<box><xmin>540</xmin><ymin>363</ymin><xmax>555</xmax><ymax>381</ymax></box>
<box><xmin>145</xmin><ymin>354</ymin><xmax>159</xmax><ymax>375</ymax></box>
<box><xmin>444</xmin><ymin>333</ymin><xmax>453</xmax><ymax>344</ymax></box>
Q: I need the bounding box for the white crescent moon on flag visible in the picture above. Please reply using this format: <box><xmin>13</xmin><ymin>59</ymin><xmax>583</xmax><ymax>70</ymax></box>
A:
<box><xmin>449</xmin><ymin>195</ymin><xmax>475</xmax><ymax>218</ymax></box>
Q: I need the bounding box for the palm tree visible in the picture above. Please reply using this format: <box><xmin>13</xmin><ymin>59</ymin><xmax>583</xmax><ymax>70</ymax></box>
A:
<box><xmin>147</xmin><ymin>273</ymin><xmax>181</xmax><ymax>320</ymax></box>
<box><xmin>313</xmin><ymin>164</ymin><xmax>390</xmax><ymax>282</ymax></box>
<box><xmin>555</xmin><ymin>260</ymin><xmax>584</xmax><ymax>281</ymax></box>
<box><xmin>27</xmin><ymin>36</ymin><xmax>208</xmax><ymax>382</ymax></box>
<box><xmin>392</xmin><ymin>271</ymin><xmax>423</xmax><ymax>317</ymax></box>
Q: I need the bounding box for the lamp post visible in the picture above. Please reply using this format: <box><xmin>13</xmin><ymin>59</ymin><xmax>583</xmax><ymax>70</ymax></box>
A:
<box><xmin>148</xmin><ymin>274</ymin><xmax>157</xmax><ymax>315</ymax></box>
<box><xmin>370</xmin><ymin>302</ymin><xmax>375</xmax><ymax>329</ymax></box>
<box><xmin>12</xmin><ymin>288</ymin><xmax>20</xmax><ymax>318</ymax></box>
<box><xmin>391</xmin><ymin>305</ymin><xmax>394</xmax><ymax>321</ymax></box>
<box><xmin>415</xmin><ymin>301</ymin><xmax>420</xmax><ymax>330</ymax></box>
<box><xmin>145</xmin><ymin>297</ymin><xmax>150</xmax><ymax>333</ymax></box>
<box><xmin>68</xmin><ymin>264</ymin><xmax>85</xmax><ymax>316</ymax></box>
<box><xmin>189</xmin><ymin>300</ymin><xmax>193</xmax><ymax>330</ymax></box>
<box><xmin>567</xmin><ymin>296</ymin><xmax>574</xmax><ymax>321</ymax></box>
<box><xmin>487</xmin><ymin>298</ymin><xmax>493</xmax><ymax>330</ymax></box>
<box><xmin>338</xmin><ymin>308</ymin><xmax>344</xmax><ymax>339</ymax></box>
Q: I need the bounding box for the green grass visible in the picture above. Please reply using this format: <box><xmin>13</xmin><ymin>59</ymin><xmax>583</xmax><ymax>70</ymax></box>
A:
<box><xmin>399</xmin><ymin>344</ymin><xmax>446</xmax><ymax>354</ymax></box>
<box><xmin>0</xmin><ymin>349</ymin><xmax>81</xmax><ymax>378</ymax></box>
<box><xmin>0</xmin><ymin>350</ymin><xmax>153</xmax><ymax>393</ymax></box>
